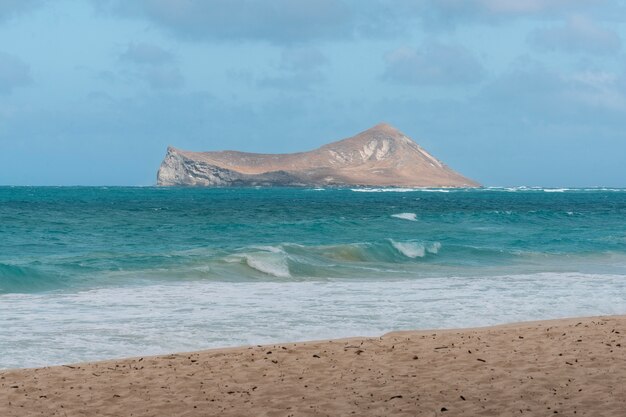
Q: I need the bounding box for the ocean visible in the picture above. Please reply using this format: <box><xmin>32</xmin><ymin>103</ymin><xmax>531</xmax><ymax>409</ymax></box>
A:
<box><xmin>1</xmin><ymin>186</ymin><xmax>625</xmax><ymax>369</ymax></box>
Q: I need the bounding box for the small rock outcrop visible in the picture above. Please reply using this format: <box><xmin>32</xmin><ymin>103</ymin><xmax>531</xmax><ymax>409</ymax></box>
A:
<box><xmin>157</xmin><ymin>123</ymin><xmax>479</xmax><ymax>187</ymax></box>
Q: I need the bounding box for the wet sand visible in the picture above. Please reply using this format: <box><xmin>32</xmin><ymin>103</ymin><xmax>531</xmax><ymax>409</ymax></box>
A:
<box><xmin>1</xmin><ymin>315</ymin><xmax>625</xmax><ymax>416</ymax></box>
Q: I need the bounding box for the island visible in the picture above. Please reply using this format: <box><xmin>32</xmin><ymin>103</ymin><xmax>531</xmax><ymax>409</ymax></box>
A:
<box><xmin>157</xmin><ymin>123</ymin><xmax>479</xmax><ymax>187</ymax></box>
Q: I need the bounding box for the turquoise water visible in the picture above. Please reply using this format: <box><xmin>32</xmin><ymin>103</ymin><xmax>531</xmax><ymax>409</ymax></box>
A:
<box><xmin>2</xmin><ymin>186</ymin><xmax>625</xmax><ymax>292</ymax></box>
<box><xmin>1</xmin><ymin>186</ymin><xmax>626</xmax><ymax>368</ymax></box>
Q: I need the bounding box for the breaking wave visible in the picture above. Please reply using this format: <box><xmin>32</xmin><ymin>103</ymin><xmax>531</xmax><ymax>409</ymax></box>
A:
<box><xmin>388</xmin><ymin>240</ymin><xmax>441</xmax><ymax>258</ymax></box>
<box><xmin>389</xmin><ymin>240</ymin><xmax>425</xmax><ymax>258</ymax></box>
<box><xmin>225</xmin><ymin>247</ymin><xmax>291</xmax><ymax>278</ymax></box>
<box><xmin>4</xmin><ymin>238</ymin><xmax>623</xmax><ymax>294</ymax></box>
<box><xmin>243</xmin><ymin>252</ymin><xmax>291</xmax><ymax>278</ymax></box>
<box><xmin>0</xmin><ymin>240</ymin><xmax>446</xmax><ymax>292</ymax></box>
<box><xmin>391</xmin><ymin>212</ymin><xmax>417</xmax><ymax>221</ymax></box>
<box><xmin>428</xmin><ymin>242</ymin><xmax>442</xmax><ymax>254</ymax></box>
<box><xmin>232</xmin><ymin>240</ymin><xmax>443</xmax><ymax>277</ymax></box>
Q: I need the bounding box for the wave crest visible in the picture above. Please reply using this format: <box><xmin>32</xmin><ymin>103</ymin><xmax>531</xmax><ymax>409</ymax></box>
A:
<box><xmin>427</xmin><ymin>242</ymin><xmax>442</xmax><ymax>254</ymax></box>
<box><xmin>229</xmin><ymin>247</ymin><xmax>291</xmax><ymax>278</ymax></box>
<box><xmin>244</xmin><ymin>253</ymin><xmax>291</xmax><ymax>278</ymax></box>
<box><xmin>390</xmin><ymin>240</ymin><xmax>425</xmax><ymax>258</ymax></box>
<box><xmin>391</xmin><ymin>213</ymin><xmax>417</xmax><ymax>221</ymax></box>
<box><xmin>2</xmin><ymin>239</ymin><xmax>447</xmax><ymax>292</ymax></box>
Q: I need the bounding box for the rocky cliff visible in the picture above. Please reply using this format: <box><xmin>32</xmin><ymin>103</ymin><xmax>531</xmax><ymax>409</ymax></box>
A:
<box><xmin>157</xmin><ymin>123</ymin><xmax>479</xmax><ymax>187</ymax></box>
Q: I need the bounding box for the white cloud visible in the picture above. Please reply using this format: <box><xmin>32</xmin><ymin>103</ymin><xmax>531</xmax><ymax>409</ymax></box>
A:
<box><xmin>383</xmin><ymin>42</ymin><xmax>485</xmax><ymax>85</ymax></box>
<box><xmin>529</xmin><ymin>15</ymin><xmax>621</xmax><ymax>54</ymax></box>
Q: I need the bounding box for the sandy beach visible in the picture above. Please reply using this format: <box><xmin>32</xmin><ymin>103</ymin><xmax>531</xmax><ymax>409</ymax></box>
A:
<box><xmin>0</xmin><ymin>316</ymin><xmax>626</xmax><ymax>417</ymax></box>
<box><xmin>1</xmin><ymin>315</ymin><xmax>624</xmax><ymax>416</ymax></box>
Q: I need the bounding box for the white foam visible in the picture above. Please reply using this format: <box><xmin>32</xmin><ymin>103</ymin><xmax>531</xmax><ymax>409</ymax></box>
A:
<box><xmin>2</xmin><ymin>272</ymin><xmax>625</xmax><ymax>369</ymax></box>
<box><xmin>427</xmin><ymin>242</ymin><xmax>442</xmax><ymax>254</ymax></box>
<box><xmin>352</xmin><ymin>188</ymin><xmax>453</xmax><ymax>193</ymax></box>
<box><xmin>351</xmin><ymin>188</ymin><xmax>417</xmax><ymax>193</ymax></box>
<box><xmin>390</xmin><ymin>240</ymin><xmax>425</xmax><ymax>258</ymax></box>
<box><xmin>252</xmin><ymin>245</ymin><xmax>285</xmax><ymax>254</ymax></box>
<box><xmin>391</xmin><ymin>212</ymin><xmax>417</xmax><ymax>221</ymax></box>
<box><xmin>244</xmin><ymin>252</ymin><xmax>291</xmax><ymax>278</ymax></box>
<box><xmin>486</xmin><ymin>186</ymin><xmax>539</xmax><ymax>192</ymax></box>
<box><xmin>543</xmin><ymin>188</ymin><xmax>569</xmax><ymax>193</ymax></box>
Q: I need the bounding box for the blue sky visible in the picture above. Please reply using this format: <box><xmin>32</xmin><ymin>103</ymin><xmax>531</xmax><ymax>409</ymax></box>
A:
<box><xmin>1</xmin><ymin>0</ymin><xmax>625</xmax><ymax>186</ymax></box>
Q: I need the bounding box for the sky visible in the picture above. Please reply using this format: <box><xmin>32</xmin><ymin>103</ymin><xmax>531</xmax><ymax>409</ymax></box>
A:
<box><xmin>1</xmin><ymin>0</ymin><xmax>626</xmax><ymax>187</ymax></box>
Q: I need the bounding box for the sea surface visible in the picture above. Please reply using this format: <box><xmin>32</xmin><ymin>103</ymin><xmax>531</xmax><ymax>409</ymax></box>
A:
<box><xmin>1</xmin><ymin>186</ymin><xmax>625</xmax><ymax>369</ymax></box>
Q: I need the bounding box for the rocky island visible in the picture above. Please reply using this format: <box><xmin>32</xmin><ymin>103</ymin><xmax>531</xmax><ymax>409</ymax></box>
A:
<box><xmin>157</xmin><ymin>123</ymin><xmax>479</xmax><ymax>187</ymax></box>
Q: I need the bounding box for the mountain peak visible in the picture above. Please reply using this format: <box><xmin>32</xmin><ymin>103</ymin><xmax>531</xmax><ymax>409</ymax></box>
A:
<box><xmin>370</xmin><ymin>122</ymin><xmax>398</xmax><ymax>131</ymax></box>
<box><xmin>362</xmin><ymin>122</ymin><xmax>402</xmax><ymax>136</ymax></box>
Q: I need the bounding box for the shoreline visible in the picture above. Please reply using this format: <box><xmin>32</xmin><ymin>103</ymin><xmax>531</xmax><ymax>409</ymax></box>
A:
<box><xmin>2</xmin><ymin>315</ymin><xmax>625</xmax><ymax>416</ymax></box>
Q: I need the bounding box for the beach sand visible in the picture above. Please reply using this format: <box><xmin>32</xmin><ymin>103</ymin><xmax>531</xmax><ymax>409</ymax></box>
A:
<box><xmin>1</xmin><ymin>315</ymin><xmax>624</xmax><ymax>416</ymax></box>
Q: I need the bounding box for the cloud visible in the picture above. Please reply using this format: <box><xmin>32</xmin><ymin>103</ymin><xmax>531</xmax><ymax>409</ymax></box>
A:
<box><xmin>138</xmin><ymin>67</ymin><xmax>184</xmax><ymax>89</ymax></box>
<box><xmin>566</xmin><ymin>70</ymin><xmax>626</xmax><ymax>112</ymax></box>
<box><xmin>480</xmin><ymin>58</ymin><xmax>626</xmax><ymax>121</ymax></box>
<box><xmin>117</xmin><ymin>42</ymin><xmax>183</xmax><ymax>89</ymax></box>
<box><xmin>0</xmin><ymin>52</ymin><xmax>32</xmax><ymax>94</ymax></box>
<box><xmin>414</xmin><ymin>0</ymin><xmax>610</xmax><ymax>28</ymax></box>
<box><xmin>444</xmin><ymin>0</ymin><xmax>599</xmax><ymax>16</ymax></box>
<box><xmin>95</xmin><ymin>0</ymin><xmax>368</xmax><ymax>43</ymax></box>
<box><xmin>257</xmin><ymin>72</ymin><xmax>324</xmax><ymax>91</ymax></box>
<box><xmin>383</xmin><ymin>42</ymin><xmax>485</xmax><ymax>85</ymax></box>
<box><xmin>257</xmin><ymin>47</ymin><xmax>328</xmax><ymax>91</ymax></box>
<box><xmin>529</xmin><ymin>16</ymin><xmax>621</xmax><ymax>54</ymax></box>
<box><xmin>90</xmin><ymin>1</ymin><xmax>622</xmax><ymax>44</ymax></box>
<box><xmin>0</xmin><ymin>0</ymin><xmax>42</xmax><ymax>22</ymax></box>
<box><xmin>278</xmin><ymin>47</ymin><xmax>328</xmax><ymax>71</ymax></box>
<box><xmin>119</xmin><ymin>42</ymin><xmax>175</xmax><ymax>65</ymax></box>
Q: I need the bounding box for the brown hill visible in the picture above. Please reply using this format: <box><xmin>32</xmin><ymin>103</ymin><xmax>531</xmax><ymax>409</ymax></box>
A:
<box><xmin>157</xmin><ymin>123</ymin><xmax>479</xmax><ymax>187</ymax></box>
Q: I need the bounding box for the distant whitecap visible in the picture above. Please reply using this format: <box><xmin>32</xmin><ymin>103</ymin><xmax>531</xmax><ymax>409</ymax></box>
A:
<box><xmin>352</xmin><ymin>188</ymin><xmax>421</xmax><ymax>192</ymax></box>
<box><xmin>391</xmin><ymin>212</ymin><xmax>417</xmax><ymax>221</ymax></box>
<box><xmin>543</xmin><ymin>188</ymin><xmax>570</xmax><ymax>193</ymax></box>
